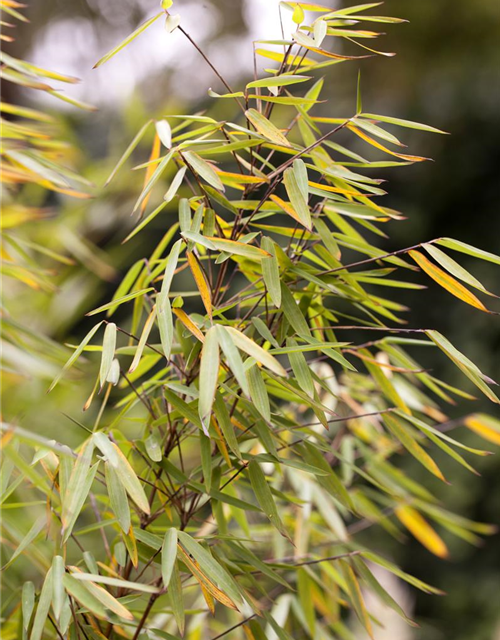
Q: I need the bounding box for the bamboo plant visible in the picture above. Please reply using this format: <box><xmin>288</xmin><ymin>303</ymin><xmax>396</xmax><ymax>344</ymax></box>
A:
<box><xmin>2</xmin><ymin>2</ymin><xmax>500</xmax><ymax>639</ymax></box>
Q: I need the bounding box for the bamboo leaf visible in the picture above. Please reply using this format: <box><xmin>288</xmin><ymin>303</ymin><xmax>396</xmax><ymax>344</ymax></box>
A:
<box><xmin>395</xmin><ymin>505</ymin><xmax>449</xmax><ymax>558</ymax></box>
<box><xmin>409</xmin><ymin>250</ymin><xmax>488</xmax><ymax>311</ymax></box>
<box><xmin>216</xmin><ymin>325</ymin><xmax>250</xmax><ymax>397</ymax></box>
<box><xmin>161</xmin><ymin>528</ymin><xmax>178</xmax><ymax>589</ymax></box>
<box><xmin>29</xmin><ymin>568</ymin><xmax>53</xmax><ymax>640</ymax></box>
<box><xmin>164</xmin><ymin>165</ymin><xmax>187</xmax><ymax>203</ymax></box>
<box><xmin>51</xmin><ymin>555</ymin><xmax>65</xmax><ymax>621</ymax></box>
<box><xmin>198</xmin><ymin>326</ymin><xmax>220</xmax><ymax>434</ymax></box>
<box><xmin>186</xmin><ymin>250</ymin><xmax>212</xmax><ymax>318</ymax></box>
<box><xmin>93</xmin><ymin>433</ymin><xmax>150</xmax><ymax>514</ymax></box>
<box><xmin>129</xmin><ymin>305</ymin><xmax>157</xmax><ymax>373</ymax></box>
<box><xmin>183</xmin><ymin>151</ymin><xmax>225</xmax><ymax>191</ymax></box>
<box><xmin>435</xmin><ymin>237</ymin><xmax>500</xmax><ymax>266</ymax></box>
<box><xmin>245</xmin><ymin>108</ymin><xmax>292</xmax><ymax>147</ymax></box>
<box><xmin>261</xmin><ymin>237</ymin><xmax>281</xmax><ymax>307</ymax></box>
<box><xmin>247</xmin><ymin>363</ymin><xmax>271</xmax><ymax>421</ymax></box>
<box><xmin>105</xmin><ymin>120</ymin><xmax>152</xmax><ymax>186</ymax></box>
<box><xmin>99</xmin><ymin>322</ymin><xmax>116</xmax><ymax>388</ymax></box>
<box><xmin>224</xmin><ymin>326</ymin><xmax>287</xmax><ymax>376</ymax></box>
<box><xmin>94</xmin><ymin>12</ymin><xmax>163</xmax><ymax>67</ymax></box>
<box><xmin>86</xmin><ymin>289</ymin><xmax>153</xmax><ymax>316</ymax></box>
<box><xmin>248</xmin><ymin>460</ymin><xmax>289</xmax><ymax>539</ymax></box>
<box><xmin>283</xmin><ymin>166</ymin><xmax>312</xmax><ymax>230</ymax></box>
<box><xmin>246</xmin><ymin>74</ymin><xmax>311</xmax><ymax>89</ymax></box>
<box><xmin>105</xmin><ymin>462</ymin><xmax>131</xmax><ymax>534</ymax></box>
<box><xmin>49</xmin><ymin>322</ymin><xmax>103</xmax><ymax>392</ymax></box>
<box><xmin>22</xmin><ymin>581</ymin><xmax>35</xmax><ymax>632</ymax></box>
<box><xmin>464</xmin><ymin>414</ymin><xmax>500</xmax><ymax>445</ymax></box>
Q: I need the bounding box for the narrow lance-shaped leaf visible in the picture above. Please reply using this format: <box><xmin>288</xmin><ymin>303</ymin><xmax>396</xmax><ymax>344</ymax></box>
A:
<box><xmin>245</xmin><ymin>108</ymin><xmax>292</xmax><ymax>147</ymax></box>
<box><xmin>48</xmin><ymin>322</ymin><xmax>103</xmax><ymax>392</ymax></box>
<box><xmin>161</xmin><ymin>528</ymin><xmax>178</xmax><ymax>589</ymax></box>
<box><xmin>29</xmin><ymin>568</ymin><xmax>52</xmax><ymax>640</ymax></box>
<box><xmin>224</xmin><ymin>326</ymin><xmax>287</xmax><ymax>376</ymax></box>
<box><xmin>216</xmin><ymin>325</ymin><xmax>249</xmax><ymax>396</ymax></box>
<box><xmin>93</xmin><ymin>433</ymin><xmax>151</xmax><ymax>514</ymax></box>
<box><xmin>248</xmin><ymin>460</ymin><xmax>289</xmax><ymax>540</ymax></box>
<box><xmin>409</xmin><ymin>250</ymin><xmax>488</xmax><ymax>312</ymax></box>
<box><xmin>183</xmin><ymin>150</ymin><xmax>225</xmax><ymax>191</ymax></box>
<box><xmin>283</xmin><ymin>165</ymin><xmax>312</xmax><ymax>230</ymax></box>
<box><xmin>94</xmin><ymin>12</ymin><xmax>163</xmax><ymax>67</ymax></box>
<box><xmin>129</xmin><ymin>305</ymin><xmax>157</xmax><ymax>373</ymax></box>
<box><xmin>423</xmin><ymin>243</ymin><xmax>494</xmax><ymax>295</ymax></box>
<box><xmin>198</xmin><ymin>326</ymin><xmax>220</xmax><ymax>435</ymax></box>
<box><xmin>186</xmin><ymin>250</ymin><xmax>212</xmax><ymax>318</ymax></box>
<box><xmin>105</xmin><ymin>461</ymin><xmax>131</xmax><ymax>534</ymax></box>
<box><xmin>247</xmin><ymin>363</ymin><xmax>271</xmax><ymax>422</ymax></box>
<box><xmin>51</xmin><ymin>555</ymin><xmax>65</xmax><ymax>621</ymax></box>
<box><xmin>395</xmin><ymin>505</ymin><xmax>449</xmax><ymax>558</ymax></box>
<box><xmin>164</xmin><ymin>165</ymin><xmax>187</xmax><ymax>203</ymax></box>
<box><xmin>22</xmin><ymin>581</ymin><xmax>35</xmax><ymax>632</ymax></box>
<box><xmin>105</xmin><ymin>120</ymin><xmax>152</xmax><ymax>186</ymax></box>
<box><xmin>99</xmin><ymin>322</ymin><xmax>116</xmax><ymax>388</ymax></box>
<box><xmin>261</xmin><ymin>236</ymin><xmax>281</xmax><ymax>308</ymax></box>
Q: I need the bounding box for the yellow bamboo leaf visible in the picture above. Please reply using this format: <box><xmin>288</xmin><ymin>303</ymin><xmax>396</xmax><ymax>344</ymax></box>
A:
<box><xmin>348</xmin><ymin>124</ymin><xmax>430</xmax><ymax>162</ymax></box>
<box><xmin>464</xmin><ymin>414</ymin><xmax>500</xmax><ymax>445</ymax></box>
<box><xmin>186</xmin><ymin>250</ymin><xmax>212</xmax><ymax>318</ymax></box>
<box><xmin>270</xmin><ymin>194</ymin><xmax>304</xmax><ymax>226</ymax></box>
<box><xmin>395</xmin><ymin>505</ymin><xmax>449</xmax><ymax>559</ymax></box>
<box><xmin>409</xmin><ymin>250</ymin><xmax>487</xmax><ymax>312</ymax></box>
<box><xmin>172</xmin><ymin>307</ymin><xmax>205</xmax><ymax>343</ymax></box>
<box><xmin>177</xmin><ymin>545</ymin><xmax>238</xmax><ymax>610</ymax></box>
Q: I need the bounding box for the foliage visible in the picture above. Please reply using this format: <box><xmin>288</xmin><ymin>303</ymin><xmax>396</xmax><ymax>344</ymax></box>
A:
<box><xmin>2</xmin><ymin>2</ymin><xmax>500</xmax><ymax>639</ymax></box>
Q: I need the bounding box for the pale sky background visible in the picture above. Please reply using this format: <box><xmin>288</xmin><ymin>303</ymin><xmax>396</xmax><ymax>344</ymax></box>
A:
<box><xmin>30</xmin><ymin>0</ymin><xmax>339</xmax><ymax>107</ymax></box>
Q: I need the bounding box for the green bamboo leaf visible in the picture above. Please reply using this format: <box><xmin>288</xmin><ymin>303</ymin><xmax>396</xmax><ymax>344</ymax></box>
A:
<box><xmin>216</xmin><ymin>325</ymin><xmax>249</xmax><ymax>397</ymax></box>
<box><xmin>105</xmin><ymin>120</ymin><xmax>152</xmax><ymax>186</ymax></box>
<box><xmin>287</xmin><ymin>337</ymin><xmax>314</xmax><ymax>397</ymax></box>
<box><xmin>164</xmin><ymin>165</ymin><xmax>187</xmax><ymax>203</ymax></box>
<box><xmin>423</xmin><ymin>243</ymin><xmax>492</xmax><ymax>294</ymax></box>
<box><xmin>341</xmin><ymin>560</ymin><xmax>374</xmax><ymax>639</ymax></box>
<box><xmin>93</xmin><ymin>433</ymin><xmax>151</xmax><ymax>514</ymax></box>
<box><xmin>280</xmin><ymin>283</ymin><xmax>311</xmax><ymax>337</ymax></box>
<box><xmin>61</xmin><ymin>574</ymin><xmax>108</xmax><ymax>620</ymax></box>
<box><xmin>246</xmin><ymin>74</ymin><xmax>311</xmax><ymax>89</ymax></box>
<box><xmin>145</xmin><ymin>433</ymin><xmax>163</xmax><ymax>462</ymax></box>
<box><xmin>435</xmin><ymin>238</ymin><xmax>500</xmax><ymax>265</ymax></box>
<box><xmin>198</xmin><ymin>326</ymin><xmax>220</xmax><ymax>435</ymax></box>
<box><xmin>426</xmin><ymin>330</ymin><xmax>499</xmax><ymax>404</ymax></box>
<box><xmin>129</xmin><ymin>305</ymin><xmax>157</xmax><ymax>373</ymax></box>
<box><xmin>224</xmin><ymin>326</ymin><xmax>287</xmax><ymax>376</ymax></box>
<box><xmin>161</xmin><ymin>528</ymin><xmax>178</xmax><ymax>589</ymax></box>
<box><xmin>158</xmin><ymin>296</ymin><xmax>174</xmax><ymax>360</ymax></box>
<box><xmin>22</xmin><ymin>581</ymin><xmax>35</xmax><ymax>632</ymax></box>
<box><xmin>99</xmin><ymin>322</ymin><xmax>116</xmax><ymax>388</ymax></box>
<box><xmin>177</xmin><ymin>530</ymin><xmax>242</xmax><ymax>606</ymax></box>
<box><xmin>247</xmin><ymin>460</ymin><xmax>289</xmax><ymax>540</ymax></box>
<box><xmin>86</xmin><ymin>289</ymin><xmax>153</xmax><ymax>316</ymax></box>
<box><xmin>360</xmin><ymin>112</ymin><xmax>447</xmax><ymax>134</ymax></box>
<box><xmin>213</xmin><ymin>393</ymin><xmax>241</xmax><ymax>459</ymax></box>
<box><xmin>70</xmin><ymin>571</ymin><xmax>160</xmax><ymax>594</ymax></box>
<box><xmin>93</xmin><ymin>12</ymin><xmax>163</xmax><ymax>67</ymax></box>
<box><xmin>52</xmin><ymin>556</ymin><xmax>65</xmax><ymax>621</ymax></box>
<box><xmin>133</xmin><ymin>148</ymin><xmax>176</xmax><ymax>213</ymax></box>
<box><xmin>170</xmin><ymin>562</ymin><xmax>185</xmax><ymax>635</ymax></box>
<box><xmin>61</xmin><ymin>439</ymin><xmax>96</xmax><ymax>543</ymax></box>
<box><xmin>261</xmin><ymin>237</ymin><xmax>282</xmax><ymax>308</ymax></box>
<box><xmin>245</xmin><ymin>108</ymin><xmax>292</xmax><ymax>147</ymax></box>
<box><xmin>29</xmin><ymin>568</ymin><xmax>52</xmax><ymax>640</ymax></box>
<box><xmin>247</xmin><ymin>363</ymin><xmax>271</xmax><ymax>422</ymax></box>
<box><xmin>49</xmin><ymin>322</ymin><xmax>103</xmax><ymax>392</ymax></box>
<box><xmin>183</xmin><ymin>151</ymin><xmax>225</xmax><ymax>191</ymax></box>
<box><xmin>2</xmin><ymin>515</ymin><xmax>45</xmax><ymax>571</ymax></box>
<box><xmin>283</xmin><ymin>165</ymin><xmax>312</xmax><ymax>229</ymax></box>
<box><xmin>105</xmin><ymin>462</ymin><xmax>131</xmax><ymax>534</ymax></box>
<box><xmin>200</xmin><ymin>431</ymin><xmax>212</xmax><ymax>492</ymax></box>
<box><xmin>383</xmin><ymin>413</ymin><xmax>446</xmax><ymax>481</ymax></box>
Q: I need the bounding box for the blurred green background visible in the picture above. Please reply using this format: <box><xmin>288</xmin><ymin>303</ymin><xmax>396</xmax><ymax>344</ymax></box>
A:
<box><xmin>4</xmin><ymin>0</ymin><xmax>500</xmax><ymax>638</ymax></box>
